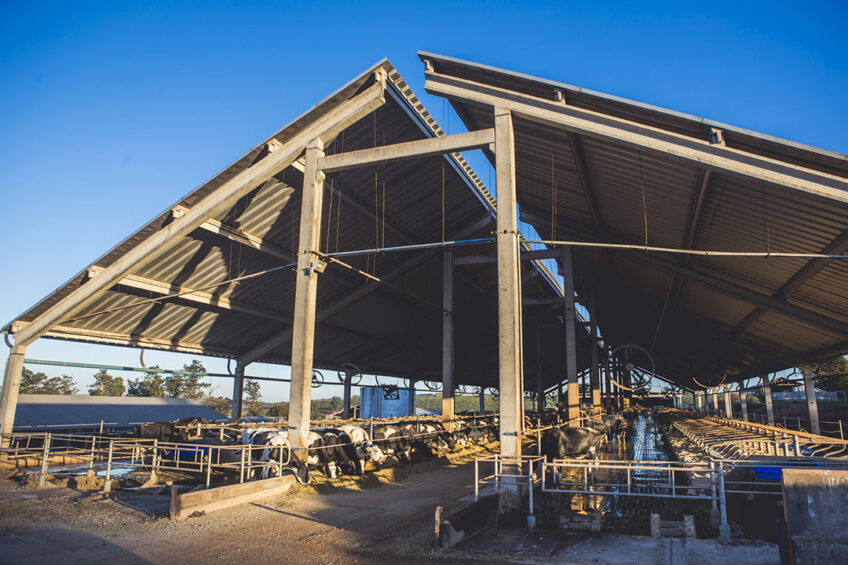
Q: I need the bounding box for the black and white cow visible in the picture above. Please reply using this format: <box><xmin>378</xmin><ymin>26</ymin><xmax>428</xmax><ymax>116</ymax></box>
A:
<box><xmin>333</xmin><ymin>425</ymin><xmax>382</xmax><ymax>474</ymax></box>
<box><xmin>541</xmin><ymin>427</ymin><xmax>604</xmax><ymax>461</ymax></box>
<box><xmin>241</xmin><ymin>428</ymin><xmax>310</xmax><ymax>484</ymax></box>
<box><xmin>372</xmin><ymin>423</ymin><xmax>413</xmax><ymax>464</ymax></box>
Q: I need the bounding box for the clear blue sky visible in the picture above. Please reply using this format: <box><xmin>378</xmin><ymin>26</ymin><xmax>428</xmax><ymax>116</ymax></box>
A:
<box><xmin>1</xmin><ymin>1</ymin><xmax>845</xmax><ymax>402</ymax></box>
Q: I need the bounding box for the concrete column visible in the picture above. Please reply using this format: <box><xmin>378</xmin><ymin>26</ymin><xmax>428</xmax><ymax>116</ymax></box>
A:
<box><xmin>622</xmin><ymin>370</ymin><xmax>631</xmax><ymax>410</ymax></box>
<box><xmin>442</xmin><ymin>250</ymin><xmax>455</xmax><ymax>430</ymax></box>
<box><xmin>802</xmin><ymin>365</ymin><xmax>820</xmax><ymax>435</ymax></box>
<box><xmin>535</xmin><ymin>324</ymin><xmax>544</xmax><ymax>411</ymax></box>
<box><xmin>762</xmin><ymin>376</ymin><xmax>775</xmax><ymax>426</ymax></box>
<box><xmin>589</xmin><ymin>297</ymin><xmax>601</xmax><ymax>415</ymax></box>
<box><xmin>494</xmin><ymin>107</ymin><xmax>523</xmax><ymax>464</ymax></box>
<box><xmin>0</xmin><ymin>344</ymin><xmax>26</xmax><ymax>447</ymax></box>
<box><xmin>561</xmin><ymin>247</ymin><xmax>579</xmax><ymax>423</ymax></box>
<box><xmin>288</xmin><ymin>138</ymin><xmax>325</xmax><ymax>450</ymax></box>
<box><xmin>739</xmin><ymin>389</ymin><xmax>748</xmax><ymax>421</ymax></box>
<box><xmin>724</xmin><ymin>390</ymin><xmax>733</xmax><ymax>419</ymax></box>
<box><xmin>342</xmin><ymin>370</ymin><xmax>353</xmax><ymax>419</ymax></box>
<box><xmin>407</xmin><ymin>378</ymin><xmax>416</xmax><ymax>417</ymax></box>
<box><xmin>230</xmin><ymin>361</ymin><xmax>246</xmax><ymax>420</ymax></box>
<box><xmin>712</xmin><ymin>391</ymin><xmax>719</xmax><ymax>415</ymax></box>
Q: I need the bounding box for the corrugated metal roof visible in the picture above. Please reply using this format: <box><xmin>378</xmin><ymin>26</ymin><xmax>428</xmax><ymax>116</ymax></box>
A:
<box><xmin>3</xmin><ymin>60</ymin><xmax>588</xmax><ymax>393</ymax></box>
<box><xmin>419</xmin><ymin>51</ymin><xmax>848</xmax><ymax>388</ymax></box>
<box><xmin>14</xmin><ymin>394</ymin><xmax>224</xmax><ymax>430</ymax></box>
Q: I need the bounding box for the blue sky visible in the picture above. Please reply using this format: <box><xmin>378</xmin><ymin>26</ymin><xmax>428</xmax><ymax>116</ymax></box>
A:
<box><xmin>1</xmin><ymin>1</ymin><xmax>845</xmax><ymax>402</ymax></box>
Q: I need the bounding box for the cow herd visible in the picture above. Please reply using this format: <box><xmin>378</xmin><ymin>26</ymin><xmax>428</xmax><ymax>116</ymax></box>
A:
<box><xmin>134</xmin><ymin>409</ymin><xmax>657</xmax><ymax>485</ymax></box>
<box><xmin>135</xmin><ymin>415</ymin><xmax>500</xmax><ymax>485</ymax></box>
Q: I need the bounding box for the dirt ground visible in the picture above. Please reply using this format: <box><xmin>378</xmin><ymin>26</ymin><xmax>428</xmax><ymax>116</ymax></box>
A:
<box><xmin>0</xmin><ymin>441</ymin><xmax>780</xmax><ymax>565</ymax></box>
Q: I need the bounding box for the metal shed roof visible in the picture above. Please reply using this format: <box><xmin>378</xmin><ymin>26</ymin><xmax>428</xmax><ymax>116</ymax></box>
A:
<box><xmin>3</xmin><ymin>60</ymin><xmax>591</xmax><ymax>392</ymax></box>
<box><xmin>419</xmin><ymin>51</ymin><xmax>848</xmax><ymax>388</ymax></box>
<box><xmin>13</xmin><ymin>394</ymin><xmax>224</xmax><ymax>430</ymax></box>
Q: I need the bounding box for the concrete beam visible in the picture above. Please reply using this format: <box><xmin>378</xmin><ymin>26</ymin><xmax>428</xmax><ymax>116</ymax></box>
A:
<box><xmin>238</xmin><ymin>214</ymin><xmax>492</xmax><ymax>365</ymax></box>
<box><xmin>620</xmin><ymin>251</ymin><xmax>848</xmax><ymax>337</ymax></box>
<box><xmin>288</xmin><ymin>139</ymin><xmax>326</xmax><ymax>450</ymax></box>
<box><xmin>87</xmin><ymin>267</ymin><xmax>290</xmax><ymax>323</ymax></box>
<box><xmin>424</xmin><ymin>71</ymin><xmax>848</xmax><ymax>204</ymax></box>
<box><xmin>319</xmin><ymin>128</ymin><xmax>494</xmax><ymax>172</ymax></box>
<box><xmin>11</xmin><ymin>77</ymin><xmax>386</xmax><ymax>348</ymax></box>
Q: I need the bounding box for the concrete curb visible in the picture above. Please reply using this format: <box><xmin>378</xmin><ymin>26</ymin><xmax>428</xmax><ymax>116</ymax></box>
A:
<box><xmin>170</xmin><ymin>475</ymin><xmax>295</xmax><ymax>520</ymax></box>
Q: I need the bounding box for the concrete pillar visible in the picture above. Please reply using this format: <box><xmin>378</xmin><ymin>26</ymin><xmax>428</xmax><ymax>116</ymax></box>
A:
<box><xmin>802</xmin><ymin>365</ymin><xmax>820</xmax><ymax>435</ymax></box>
<box><xmin>442</xmin><ymin>250</ymin><xmax>455</xmax><ymax>430</ymax></box>
<box><xmin>342</xmin><ymin>370</ymin><xmax>353</xmax><ymax>419</ymax></box>
<box><xmin>562</xmin><ymin>247</ymin><xmax>579</xmax><ymax>423</ymax></box>
<box><xmin>0</xmin><ymin>344</ymin><xmax>26</xmax><ymax>447</ymax></box>
<box><xmin>407</xmin><ymin>378</ymin><xmax>416</xmax><ymax>417</ymax></box>
<box><xmin>535</xmin><ymin>324</ymin><xmax>544</xmax><ymax>411</ymax></box>
<box><xmin>288</xmin><ymin>138</ymin><xmax>325</xmax><ymax>450</ymax></box>
<box><xmin>762</xmin><ymin>375</ymin><xmax>775</xmax><ymax>426</ymax></box>
<box><xmin>712</xmin><ymin>391</ymin><xmax>719</xmax><ymax>415</ymax></box>
<box><xmin>622</xmin><ymin>370</ymin><xmax>631</xmax><ymax>410</ymax></box>
<box><xmin>724</xmin><ymin>390</ymin><xmax>733</xmax><ymax>419</ymax></box>
<box><xmin>230</xmin><ymin>361</ymin><xmax>246</xmax><ymax>420</ymax></box>
<box><xmin>589</xmin><ymin>298</ymin><xmax>601</xmax><ymax>415</ymax></box>
<box><xmin>494</xmin><ymin>107</ymin><xmax>523</xmax><ymax>466</ymax></box>
<box><xmin>739</xmin><ymin>389</ymin><xmax>748</xmax><ymax>421</ymax></box>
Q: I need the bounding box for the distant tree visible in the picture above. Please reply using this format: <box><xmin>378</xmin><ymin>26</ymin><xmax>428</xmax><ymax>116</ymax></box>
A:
<box><xmin>165</xmin><ymin>360</ymin><xmax>210</xmax><ymax>400</ymax></box>
<box><xmin>244</xmin><ymin>379</ymin><xmax>263</xmax><ymax>416</ymax></box>
<box><xmin>126</xmin><ymin>366</ymin><xmax>166</xmax><ymax>397</ymax></box>
<box><xmin>21</xmin><ymin>368</ymin><xmax>48</xmax><ymax>394</ymax></box>
<box><xmin>88</xmin><ymin>370</ymin><xmax>125</xmax><ymax>396</ymax></box>
<box><xmin>816</xmin><ymin>356</ymin><xmax>848</xmax><ymax>392</ymax></box>
<box><xmin>20</xmin><ymin>368</ymin><xmax>78</xmax><ymax>395</ymax></box>
<box><xmin>202</xmin><ymin>396</ymin><xmax>232</xmax><ymax>415</ymax></box>
<box><xmin>41</xmin><ymin>375</ymin><xmax>79</xmax><ymax>395</ymax></box>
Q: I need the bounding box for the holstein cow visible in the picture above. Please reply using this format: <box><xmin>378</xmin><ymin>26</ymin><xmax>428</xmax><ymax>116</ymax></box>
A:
<box><xmin>241</xmin><ymin>428</ymin><xmax>311</xmax><ymax>484</ymax></box>
<box><xmin>371</xmin><ymin>423</ymin><xmax>413</xmax><ymax>464</ymax></box>
<box><xmin>594</xmin><ymin>414</ymin><xmax>627</xmax><ymax>442</ymax></box>
<box><xmin>332</xmin><ymin>425</ymin><xmax>382</xmax><ymax>475</ymax></box>
<box><xmin>541</xmin><ymin>427</ymin><xmax>604</xmax><ymax>461</ymax></box>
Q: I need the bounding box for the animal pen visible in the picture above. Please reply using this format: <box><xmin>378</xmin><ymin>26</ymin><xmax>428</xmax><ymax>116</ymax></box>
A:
<box><xmin>2</xmin><ymin>53</ymin><xmax>848</xmax><ymax>548</ymax></box>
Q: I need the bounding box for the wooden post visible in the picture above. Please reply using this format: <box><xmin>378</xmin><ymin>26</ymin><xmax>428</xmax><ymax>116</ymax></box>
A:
<box><xmin>724</xmin><ymin>390</ymin><xmax>733</xmax><ymax>419</ymax></box>
<box><xmin>288</xmin><ymin>138</ymin><xmax>326</xmax><ymax>450</ymax></box>
<box><xmin>479</xmin><ymin>387</ymin><xmax>485</xmax><ymax>413</ymax></box>
<box><xmin>739</xmin><ymin>390</ymin><xmax>748</xmax><ymax>421</ymax></box>
<box><xmin>442</xmin><ymin>250</ymin><xmax>455</xmax><ymax>431</ymax></box>
<box><xmin>0</xmin><ymin>344</ymin><xmax>26</xmax><ymax>449</ymax></box>
<box><xmin>561</xmin><ymin>247</ymin><xmax>579</xmax><ymax>423</ymax></box>
<box><xmin>802</xmin><ymin>365</ymin><xmax>820</xmax><ymax>435</ymax></box>
<box><xmin>762</xmin><ymin>376</ymin><xmax>775</xmax><ymax>426</ymax></box>
<box><xmin>231</xmin><ymin>361</ymin><xmax>246</xmax><ymax>420</ymax></box>
<box><xmin>494</xmin><ymin>107</ymin><xmax>523</xmax><ymax>480</ymax></box>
